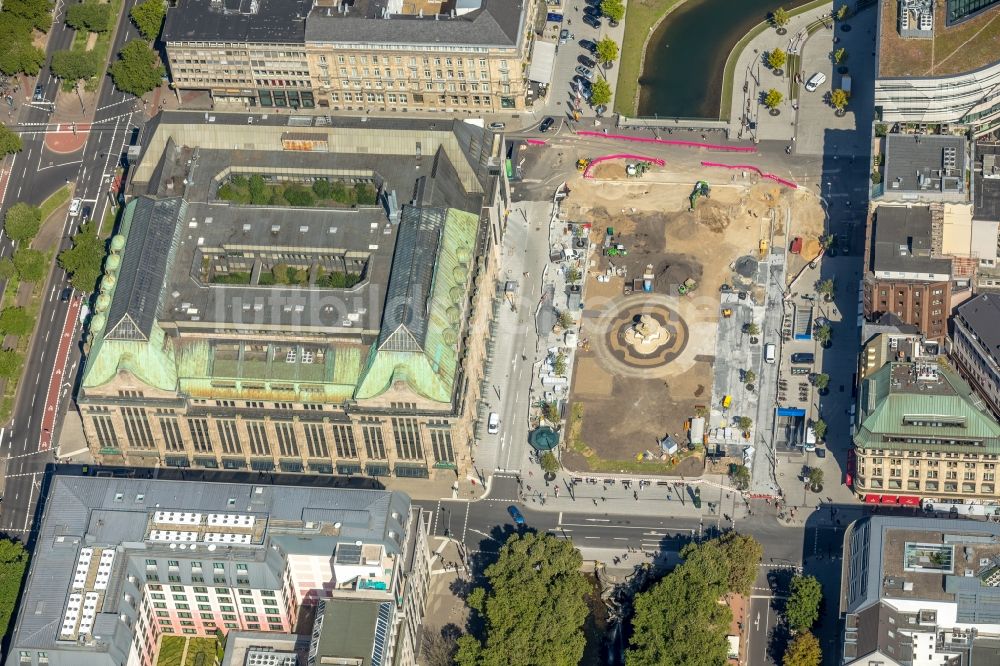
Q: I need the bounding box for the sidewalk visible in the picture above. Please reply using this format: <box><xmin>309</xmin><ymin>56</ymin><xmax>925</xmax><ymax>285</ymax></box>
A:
<box><xmin>726</xmin><ymin>2</ymin><xmax>834</xmax><ymax>142</ymax></box>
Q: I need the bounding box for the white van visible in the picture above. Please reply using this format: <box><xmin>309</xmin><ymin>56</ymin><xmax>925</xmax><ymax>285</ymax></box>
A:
<box><xmin>69</xmin><ymin>198</ymin><xmax>82</xmax><ymax>216</ymax></box>
<box><xmin>764</xmin><ymin>343</ymin><xmax>776</xmax><ymax>364</ymax></box>
<box><xmin>805</xmin><ymin>72</ymin><xmax>827</xmax><ymax>92</ymax></box>
<box><xmin>804</xmin><ymin>425</ymin><xmax>817</xmax><ymax>452</ymax></box>
<box><xmin>487</xmin><ymin>412</ymin><xmax>500</xmax><ymax>435</ymax></box>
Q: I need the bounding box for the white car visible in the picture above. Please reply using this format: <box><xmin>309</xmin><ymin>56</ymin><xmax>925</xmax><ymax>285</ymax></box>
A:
<box><xmin>69</xmin><ymin>198</ymin><xmax>82</xmax><ymax>216</ymax></box>
<box><xmin>487</xmin><ymin>412</ymin><xmax>500</xmax><ymax>434</ymax></box>
<box><xmin>804</xmin><ymin>72</ymin><xmax>827</xmax><ymax>92</ymax></box>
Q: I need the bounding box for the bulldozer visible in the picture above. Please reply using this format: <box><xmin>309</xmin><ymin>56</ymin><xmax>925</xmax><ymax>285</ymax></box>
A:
<box><xmin>576</xmin><ymin>158</ymin><xmax>592</xmax><ymax>171</ymax></box>
<box><xmin>689</xmin><ymin>180</ymin><xmax>711</xmax><ymax>210</ymax></box>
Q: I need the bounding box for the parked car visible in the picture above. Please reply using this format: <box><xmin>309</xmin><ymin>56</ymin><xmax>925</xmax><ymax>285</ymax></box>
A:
<box><xmin>487</xmin><ymin>412</ymin><xmax>500</xmax><ymax>434</ymax></box>
<box><xmin>579</xmin><ymin>39</ymin><xmax>598</xmax><ymax>53</ymax></box>
<box><xmin>583</xmin><ymin>4</ymin><xmax>601</xmax><ymax>16</ymax></box>
<box><xmin>559</xmin><ymin>28</ymin><xmax>573</xmax><ymax>44</ymax></box>
<box><xmin>508</xmin><ymin>505</ymin><xmax>526</xmax><ymax>525</ymax></box>
<box><xmin>575</xmin><ymin>65</ymin><xmax>594</xmax><ymax>81</ymax></box>
<box><xmin>804</xmin><ymin>72</ymin><xmax>827</xmax><ymax>92</ymax></box>
<box><xmin>539</xmin><ymin>117</ymin><xmax>555</xmax><ymax>132</ymax></box>
<box><xmin>582</xmin><ymin>14</ymin><xmax>602</xmax><ymax>28</ymax></box>
<box><xmin>487</xmin><ymin>121</ymin><xmax>505</xmax><ymax>131</ymax></box>
<box><xmin>578</xmin><ymin>55</ymin><xmax>596</xmax><ymax>68</ymax></box>
<box><xmin>791</xmin><ymin>352</ymin><xmax>815</xmax><ymax>364</ymax></box>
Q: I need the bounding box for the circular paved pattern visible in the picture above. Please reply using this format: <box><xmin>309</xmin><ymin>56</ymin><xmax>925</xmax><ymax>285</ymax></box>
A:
<box><xmin>606</xmin><ymin>303</ymin><xmax>688</xmax><ymax>369</ymax></box>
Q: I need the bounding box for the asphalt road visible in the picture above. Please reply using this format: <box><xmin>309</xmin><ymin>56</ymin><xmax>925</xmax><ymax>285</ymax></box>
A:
<box><xmin>0</xmin><ymin>0</ymin><xmax>144</xmax><ymax>539</ymax></box>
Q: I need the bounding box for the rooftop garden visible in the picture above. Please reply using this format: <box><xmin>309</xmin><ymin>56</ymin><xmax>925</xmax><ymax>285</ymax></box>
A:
<box><xmin>209</xmin><ymin>263</ymin><xmax>362</xmax><ymax>289</ymax></box>
<box><xmin>217</xmin><ymin>174</ymin><xmax>378</xmax><ymax>208</ymax></box>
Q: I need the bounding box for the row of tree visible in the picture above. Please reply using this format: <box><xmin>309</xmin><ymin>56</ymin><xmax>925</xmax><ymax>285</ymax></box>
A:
<box><xmin>109</xmin><ymin>0</ymin><xmax>166</xmax><ymax>96</ymax></box>
<box><xmin>0</xmin><ymin>0</ymin><xmax>50</xmax><ymax>77</ymax></box>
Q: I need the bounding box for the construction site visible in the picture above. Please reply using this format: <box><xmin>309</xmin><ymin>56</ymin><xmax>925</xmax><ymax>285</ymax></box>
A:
<box><xmin>555</xmin><ymin>165</ymin><xmax>826</xmax><ymax>474</ymax></box>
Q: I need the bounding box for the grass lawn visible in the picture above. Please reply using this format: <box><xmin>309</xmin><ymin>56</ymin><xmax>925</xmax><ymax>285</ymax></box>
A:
<box><xmin>183</xmin><ymin>637</ymin><xmax>219</xmax><ymax>666</ymax></box>
<box><xmin>38</xmin><ymin>186</ymin><xmax>71</xmax><ymax>222</ymax></box>
<box><xmin>156</xmin><ymin>636</ymin><xmax>185</xmax><ymax>666</ymax></box>
<box><xmin>614</xmin><ymin>0</ymin><xmax>686</xmax><ymax>115</ymax></box>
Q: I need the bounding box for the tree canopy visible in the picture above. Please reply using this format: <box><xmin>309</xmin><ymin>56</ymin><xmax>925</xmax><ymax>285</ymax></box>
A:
<box><xmin>768</xmin><ymin>48</ymin><xmax>786</xmax><ymax>70</ymax></box>
<box><xmin>0</xmin><ymin>306</ymin><xmax>33</xmax><ymax>337</ymax></box>
<box><xmin>784</xmin><ymin>631</ymin><xmax>822</xmax><ymax>666</ymax></box>
<box><xmin>627</xmin><ymin>534</ymin><xmax>763</xmax><ymax>666</ymax></box>
<box><xmin>831</xmin><ymin>88</ymin><xmax>849</xmax><ymax>110</ymax></box>
<box><xmin>66</xmin><ymin>2</ymin><xmax>112</xmax><ymax>32</ymax></box>
<box><xmin>13</xmin><ymin>247</ymin><xmax>45</xmax><ymax>282</ymax></box>
<box><xmin>600</xmin><ymin>0</ymin><xmax>624</xmax><ymax>23</ymax></box>
<box><xmin>0</xmin><ymin>537</ymin><xmax>28</xmax><ymax>639</ymax></box>
<box><xmin>595</xmin><ymin>37</ymin><xmax>619</xmax><ymax>66</ymax></box>
<box><xmin>0</xmin><ymin>349</ymin><xmax>22</xmax><ymax>379</ymax></box>
<box><xmin>590</xmin><ymin>78</ymin><xmax>611</xmax><ymax>107</ymax></box>
<box><xmin>0</xmin><ymin>12</ymin><xmax>46</xmax><ymax>76</ymax></box>
<box><xmin>58</xmin><ymin>220</ymin><xmax>106</xmax><ymax>292</ymax></box>
<box><xmin>772</xmin><ymin>6</ymin><xmax>790</xmax><ymax>27</ymax></box>
<box><xmin>3</xmin><ymin>0</ymin><xmax>53</xmax><ymax>32</ymax></box>
<box><xmin>456</xmin><ymin>532</ymin><xmax>589</xmax><ymax>666</ymax></box>
<box><xmin>3</xmin><ymin>202</ymin><xmax>40</xmax><ymax>243</ymax></box>
<box><xmin>130</xmin><ymin>0</ymin><xmax>166</xmax><ymax>41</ymax></box>
<box><xmin>540</xmin><ymin>451</ymin><xmax>560</xmax><ymax>474</ymax></box>
<box><xmin>764</xmin><ymin>88</ymin><xmax>783</xmax><ymax>109</ymax></box>
<box><xmin>786</xmin><ymin>574</ymin><xmax>823</xmax><ymax>633</ymax></box>
<box><xmin>109</xmin><ymin>40</ymin><xmax>164</xmax><ymax>96</ymax></box>
<box><xmin>50</xmin><ymin>49</ymin><xmax>100</xmax><ymax>83</ymax></box>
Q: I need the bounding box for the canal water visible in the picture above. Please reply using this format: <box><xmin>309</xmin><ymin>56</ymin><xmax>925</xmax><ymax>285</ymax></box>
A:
<box><xmin>636</xmin><ymin>0</ymin><xmax>805</xmax><ymax>118</ymax></box>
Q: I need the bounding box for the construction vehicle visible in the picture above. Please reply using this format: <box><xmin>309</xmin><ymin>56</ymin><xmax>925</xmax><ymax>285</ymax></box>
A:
<box><xmin>678</xmin><ymin>278</ymin><xmax>697</xmax><ymax>295</ymax></box>
<box><xmin>759</xmin><ymin>238</ymin><xmax>769</xmax><ymax>257</ymax></box>
<box><xmin>626</xmin><ymin>161</ymin><xmax>653</xmax><ymax>177</ymax></box>
<box><xmin>689</xmin><ymin>180</ymin><xmax>710</xmax><ymax>210</ymax></box>
<box><xmin>721</xmin><ymin>308</ymin><xmax>733</xmax><ymax>318</ymax></box>
<box><xmin>576</xmin><ymin>158</ymin><xmax>591</xmax><ymax>171</ymax></box>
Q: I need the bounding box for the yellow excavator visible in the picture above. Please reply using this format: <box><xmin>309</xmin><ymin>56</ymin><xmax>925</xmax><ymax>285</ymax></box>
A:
<box><xmin>576</xmin><ymin>158</ymin><xmax>592</xmax><ymax>171</ymax></box>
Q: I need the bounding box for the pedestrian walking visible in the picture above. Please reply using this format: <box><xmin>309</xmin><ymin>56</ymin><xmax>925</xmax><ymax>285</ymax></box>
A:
<box><xmin>593</xmin><ymin>499</ymin><xmax>598</xmax><ymax>506</ymax></box>
<box><xmin>633</xmin><ymin>491</ymin><xmax>638</xmax><ymax>500</ymax></box>
<box><xmin>601</xmin><ymin>496</ymin><xmax>606</xmax><ymax>502</ymax></box>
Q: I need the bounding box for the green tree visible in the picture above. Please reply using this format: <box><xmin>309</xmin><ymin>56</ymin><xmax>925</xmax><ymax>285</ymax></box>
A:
<box><xmin>130</xmin><ymin>0</ymin><xmax>165</xmax><ymax>41</ymax></box>
<box><xmin>0</xmin><ymin>38</ymin><xmax>46</xmax><ymax>77</ymax></box>
<box><xmin>4</xmin><ymin>202</ymin><xmax>41</xmax><ymax>243</ymax></box>
<box><xmin>58</xmin><ymin>220</ymin><xmax>106</xmax><ymax>292</ymax></box>
<box><xmin>730</xmin><ymin>464</ymin><xmax>751</xmax><ymax>490</ymax></box>
<box><xmin>558</xmin><ymin>310</ymin><xmax>574</xmax><ymax>329</ymax></box>
<box><xmin>542</xmin><ymin>401</ymin><xmax>559</xmax><ymax>423</ymax></box>
<box><xmin>354</xmin><ymin>182</ymin><xmax>377</xmax><ymax>205</ymax></box>
<box><xmin>816</xmin><ymin>278</ymin><xmax>835</xmax><ymax>299</ymax></box>
<box><xmin>875</xmin><ymin>123</ymin><xmax>888</xmax><ymax>137</ymax></box>
<box><xmin>627</xmin><ymin>535</ymin><xmax>762</xmax><ymax>666</ymax></box>
<box><xmin>4</xmin><ymin>0</ymin><xmax>53</xmax><ymax>32</ymax></box>
<box><xmin>590</xmin><ymin>78</ymin><xmax>612</xmax><ymax>107</ymax></box>
<box><xmin>13</xmin><ymin>248</ymin><xmax>45</xmax><ymax>282</ymax></box>
<box><xmin>835</xmin><ymin>4</ymin><xmax>850</xmax><ymax>20</ymax></box>
<box><xmin>312</xmin><ymin>179</ymin><xmax>333</xmax><ymax>199</ymax></box>
<box><xmin>0</xmin><ymin>306</ymin><xmax>33</xmax><ymax>336</ymax></box>
<box><xmin>50</xmin><ymin>49</ymin><xmax>100</xmax><ymax>83</ymax></box>
<box><xmin>786</xmin><ymin>575</ymin><xmax>823</xmax><ymax>633</ymax></box>
<box><xmin>600</xmin><ymin>0</ymin><xmax>624</xmax><ymax>23</ymax></box>
<box><xmin>737</xmin><ymin>416</ymin><xmax>753</xmax><ymax>432</ymax></box>
<box><xmin>248</xmin><ymin>174</ymin><xmax>269</xmax><ymax>205</ymax></box>
<box><xmin>764</xmin><ymin>88</ymin><xmax>783</xmax><ymax>109</ymax></box>
<box><xmin>830</xmin><ymin>88</ymin><xmax>849</xmax><ymax>112</ymax></box>
<box><xmin>833</xmin><ymin>47</ymin><xmax>847</xmax><ymax>64</ymax></box>
<box><xmin>456</xmin><ymin>532</ymin><xmax>589</xmax><ymax>666</ymax></box>
<box><xmin>553</xmin><ymin>351</ymin><xmax>567</xmax><ymax>376</ymax></box>
<box><xmin>815</xmin><ymin>324</ymin><xmax>832</xmax><ymax>346</ymax></box>
<box><xmin>784</xmin><ymin>632</ymin><xmax>821</xmax><ymax>666</ymax></box>
<box><xmin>767</xmin><ymin>48</ymin><xmax>786</xmax><ymax>71</ymax></box>
<box><xmin>0</xmin><ymin>257</ymin><xmax>14</xmax><ymax>280</ymax></box>
<box><xmin>813</xmin><ymin>418</ymin><xmax>827</xmax><ymax>440</ymax></box>
<box><xmin>812</xmin><ymin>373</ymin><xmax>829</xmax><ymax>391</ymax></box>
<box><xmin>743</xmin><ymin>322</ymin><xmax>760</xmax><ymax>336</ymax></box>
<box><xmin>66</xmin><ymin>3</ymin><xmax>112</xmax><ymax>32</ymax></box>
<box><xmin>0</xmin><ymin>123</ymin><xmax>23</xmax><ymax>155</ymax></box>
<box><xmin>281</xmin><ymin>184</ymin><xmax>315</xmax><ymax>207</ymax></box>
<box><xmin>772</xmin><ymin>6</ymin><xmax>789</xmax><ymax>28</ymax></box>
<box><xmin>595</xmin><ymin>37</ymin><xmax>619</xmax><ymax>67</ymax></box>
<box><xmin>808</xmin><ymin>467</ymin><xmax>824</xmax><ymax>490</ymax></box>
<box><xmin>0</xmin><ymin>536</ymin><xmax>28</xmax><ymax>638</ymax></box>
<box><xmin>0</xmin><ymin>349</ymin><xmax>23</xmax><ymax>379</ymax></box>
<box><xmin>743</xmin><ymin>369</ymin><xmax>756</xmax><ymax>386</ymax></box>
<box><xmin>540</xmin><ymin>451</ymin><xmax>560</xmax><ymax>475</ymax></box>
<box><xmin>108</xmin><ymin>40</ymin><xmax>164</xmax><ymax>97</ymax></box>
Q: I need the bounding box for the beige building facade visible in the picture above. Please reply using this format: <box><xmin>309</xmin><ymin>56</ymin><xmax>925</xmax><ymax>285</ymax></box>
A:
<box><xmin>77</xmin><ymin>118</ymin><xmax>508</xmax><ymax>482</ymax></box>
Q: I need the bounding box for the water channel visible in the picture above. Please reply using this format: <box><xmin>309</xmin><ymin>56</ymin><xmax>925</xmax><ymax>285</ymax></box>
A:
<box><xmin>636</xmin><ymin>0</ymin><xmax>807</xmax><ymax>118</ymax></box>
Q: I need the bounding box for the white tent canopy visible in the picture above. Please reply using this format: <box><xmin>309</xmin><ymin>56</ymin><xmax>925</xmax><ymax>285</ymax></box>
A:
<box><xmin>528</xmin><ymin>41</ymin><xmax>556</xmax><ymax>85</ymax></box>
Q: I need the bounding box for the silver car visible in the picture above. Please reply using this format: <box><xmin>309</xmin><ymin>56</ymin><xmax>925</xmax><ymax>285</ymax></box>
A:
<box><xmin>574</xmin><ymin>65</ymin><xmax>594</xmax><ymax>81</ymax></box>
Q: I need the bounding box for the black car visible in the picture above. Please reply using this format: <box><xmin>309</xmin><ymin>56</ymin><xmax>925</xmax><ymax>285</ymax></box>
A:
<box><xmin>573</xmin><ymin>74</ymin><xmax>592</xmax><ymax>89</ymax></box>
<box><xmin>579</xmin><ymin>39</ymin><xmax>598</xmax><ymax>54</ymax></box>
<box><xmin>582</xmin><ymin>14</ymin><xmax>602</xmax><ymax>28</ymax></box>
<box><xmin>791</xmin><ymin>352</ymin><xmax>815</xmax><ymax>364</ymax></box>
<box><xmin>578</xmin><ymin>55</ymin><xmax>596</xmax><ymax>68</ymax></box>
<box><xmin>539</xmin><ymin>117</ymin><xmax>555</xmax><ymax>132</ymax></box>
<box><xmin>60</xmin><ymin>288</ymin><xmax>72</xmax><ymax>302</ymax></box>
<box><xmin>583</xmin><ymin>5</ymin><xmax>601</xmax><ymax>16</ymax></box>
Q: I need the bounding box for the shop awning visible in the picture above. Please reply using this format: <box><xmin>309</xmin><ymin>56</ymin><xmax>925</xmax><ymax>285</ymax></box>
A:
<box><xmin>528</xmin><ymin>41</ymin><xmax>556</xmax><ymax>85</ymax></box>
<box><xmin>864</xmin><ymin>494</ymin><xmax>881</xmax><ymax>504</ymax></box>
<box><xmin>881</xmin><ymin>495</ymin><xmax>899</xmax><ymax>505</ymax></box>
<box><xmin>899</xmin><ymin>496</ymin><xmax>921</xmax><ymax>506</ymax></box>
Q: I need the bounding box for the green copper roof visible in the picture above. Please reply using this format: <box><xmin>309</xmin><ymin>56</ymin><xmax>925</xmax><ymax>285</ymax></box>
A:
<box><xmin>356</xmin><ymin>207</ymin><xmax>477</xmax><ymax>402</ymax></box>
<box><xmin>855</xmin><ymin>362</ymin><xmax>1000</xmax><ymax>453</ymax></box>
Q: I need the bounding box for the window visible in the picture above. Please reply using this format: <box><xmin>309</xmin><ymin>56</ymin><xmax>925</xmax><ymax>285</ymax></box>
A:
<box><xmin>430</xmin><ymin>425</ymin><xmax>454</xmax><ymax>463</ymax></box>
<box><xmin>247</xmin><ymin>421</ymin><xmax>270</xmax><ymax>456</ymax></box>
<box><xmin>217</xmin><ymin>420</ymin><xmax>242</xmax><ymax>455</ymax></box>
<box><xmin>275</xmin><ymin>421</ymin><xmax>298</xmax><ymax>457</ymax></box>
<box><xmin>332</xmin><ymin>424</ymin><xmax>357</xmax><ymax>458</ymax></box>
<box><xmin>122</xmin><ymin>407</ymin><xmax>154</xmax><ymax>449</ymax></box>
<box><xmin>92</xmin><ymin>414</ymin><xmax>119</xmax><ymax>450</ymax></box>
<box><xmin>392</xmin><ymin>417</ymin><xmax>423</xmax><ymax>460</ymax></box>
<box><xmin>363</xmin><ymin>420</ymin><xmax>387</xmax><ymax>459</ymax></box>
<box><xmin>188</xmin><ymin>418</ymin><xmax>213</xmax><ymax>452</ymax></box>
<box><xmin>304</xmin><ymin>423</ymin><xmax>328</xmax><ymax>458</ymax></box>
